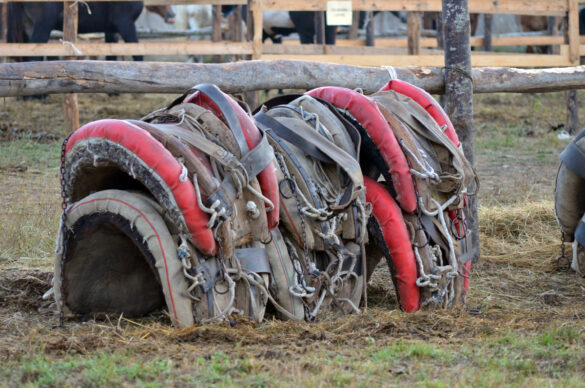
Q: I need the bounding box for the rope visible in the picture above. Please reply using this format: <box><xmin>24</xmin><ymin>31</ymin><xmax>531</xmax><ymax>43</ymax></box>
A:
<box><xmin>70</xmin><ymin>0</ymin><xmax>92</xmax><ymax>14</ymax></box>
<box><xmin>59</xmin><ymin>39</ymin><xmax>83</xmax><ymax>55</ymax></box>
<box><xmin>383</xmin><ymin>65</ymin><xmax>398</xmax><ymax>81</ymax></box>
<box><xmin>399</xmin><ymin>139</ymin><xmax>441</xmax><ymax>184</ymax></box>
<box><xmin>179</xmin><ymin>163</ymin><xmax>188</xmax><ymax>182</ymax></box>
<box><xmin>192</xmin><ymin>173</ymin><xmax>226</xmax><ymax>229</ymax></box>
<box><xmin>443</xmin><ymin>65</ymin><xmax>474</xmax><ymax>84</ymax></box>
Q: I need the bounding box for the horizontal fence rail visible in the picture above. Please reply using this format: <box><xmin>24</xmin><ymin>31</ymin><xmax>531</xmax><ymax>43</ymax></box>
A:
<box><xmin>0</xmin><ymin>0</ymin><xmax>582</xmax><ymax>67</ymax></box>
<box><xmin>2</xmin><ymin>60</ymin><xmax>585</xmax><ymax>97</ymax></box>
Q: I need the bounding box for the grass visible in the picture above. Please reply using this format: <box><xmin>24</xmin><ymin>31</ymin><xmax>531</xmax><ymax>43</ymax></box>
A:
<box><xmin>0</xmin><ymin>91</ymin><xmax>585</xmax><ymax>387</ymax></box>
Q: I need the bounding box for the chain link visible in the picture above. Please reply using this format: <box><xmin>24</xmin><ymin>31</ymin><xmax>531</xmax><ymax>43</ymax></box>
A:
<box><xmin>557</xmin><ymin>232</ymin><xmax>571</xmax><ymax>272</ymax></box>
<box><xmin>57</xmin><ymin>134</ymin><xmax>73</xmax><ymax>328</ymax></box>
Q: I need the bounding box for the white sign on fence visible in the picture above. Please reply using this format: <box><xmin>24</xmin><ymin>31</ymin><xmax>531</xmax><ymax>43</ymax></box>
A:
<box><xmin>326</xmin><ymin>1</ymin><xmax>352</xmax><ymax>26</ymax></box>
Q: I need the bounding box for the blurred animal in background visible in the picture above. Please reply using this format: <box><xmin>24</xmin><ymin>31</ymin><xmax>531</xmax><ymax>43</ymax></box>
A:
<box><xmin>7</xmin><ymin>2</ymin><xmax>175</xmax><ymax>61</ymax></box>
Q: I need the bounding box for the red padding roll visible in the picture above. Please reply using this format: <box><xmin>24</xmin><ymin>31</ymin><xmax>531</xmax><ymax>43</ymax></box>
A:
<box><xmin>464</xmin><ymin>261</ymin><xmax>471</xmax><ymax>292</ymax></box>
<box><xmin>364</xmin><ymin>176</ymin><xmax>420</xmax><ymax>312</ymax></box>
<box><xmin>382</xmin><ymin>80</ymin><xmax>472</xmax><ymax>290</ymax></box>
<box><xmin>187</xmin><ymin>92</ymin><xmax>280</xmax><ymax>229</ymax></box>
<box><xmin>379</xmin><ymin>79</ymin><xmax>460</xmax><ymax>147</ymax></box>
<box><xmin>65</xmin><ymin>119</ymin><xmax>218</xmax><ymax>256</ymax></box>
<box><xmin>307</xmin><ymin>87</ymin><xmax>417</xmax><ymax>214</ymax></box>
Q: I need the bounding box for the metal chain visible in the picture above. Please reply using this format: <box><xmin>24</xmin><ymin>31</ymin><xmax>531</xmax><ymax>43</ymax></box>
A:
<box><xmin>557</xmin><ymin>232</ymin><xmax>571</xmax><ymax>272</ymax></box>
<box><xmin>57</xmin><ymin>134</ymin><xmax>72</xmax><ymax>328</ymax></box>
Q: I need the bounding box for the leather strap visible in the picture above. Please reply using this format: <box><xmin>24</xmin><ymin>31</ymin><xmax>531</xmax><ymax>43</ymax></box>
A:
<box><xmin>420</xmin><ymin>214</ymin><xmax>449</xmax><ymax>253</ymax></box>
<box><xmin>255</xmin><ymin>112</ymin><xmax>333</xmax><ymax>164</ymax></box>
<box><xmin>576</xmin><ymin>218</ymin><xmax>585</xmax><ymax>247</ymax></box>
<box><xmin>310</xmin><ymin>96</ymin><xmax>362</xmax><ymax>159</ymax></box>
<box><xmin>236</xmin><ymin>248</ymin><xmax>272</xmax><ymax>275</ymax></box>
<box><xmin>253</xmin><ymin>94</ymin><xmax>303</xmax><ymax>115</ymax></box>
<box><xmin>256</xmin><ymin>112</ymin><xmax>364</xmax><ymax>209</ymax></box>
<box><xmin>192</xmin><ymin>84</ymin><xmax>250</xmax><ymax>155</ymax></box>
<box><xmin>239</xmin><ymin>130</ymin><xmax>275</xmax><ymax>181</ymax></box>
<box><xmin>560</xmin><ymin>140</ymin><xmax>585</xmax><ymax>180</ymax></box>
<box><xmin>168</xmin><ymin>83</ymin><xmax>250</xmax><ymax>155</ymax></box>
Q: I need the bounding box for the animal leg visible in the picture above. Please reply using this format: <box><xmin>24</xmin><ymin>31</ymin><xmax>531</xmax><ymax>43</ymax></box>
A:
<box><xmin>116</xmin><ymin>24</ymin><xmax>142</xmax><ymax>61</ymax></box>
<box><xmin>105</xmin><ymin>31</ymin><xmax>119</xmax><ymax>61</ymax></box>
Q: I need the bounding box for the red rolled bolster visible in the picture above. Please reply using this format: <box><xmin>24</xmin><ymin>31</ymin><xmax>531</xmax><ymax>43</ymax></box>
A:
<box><xmin>364</xmin><ymin>176</ymin><xmax>420</xmax><ymax>312</ymax></box>
<box><xmin>187</xmin><ymin>92</ymin><xmax>280</xmax><ymax>229</ymax></box>
<box><xmin>379</xmin><ymin>79</ymin><xmax>460</xmax><ymax>147</ymax></box>
<box><xmin>307</xmin><ymin>87</ymin><xmax>418</xmax><ymax>214</ymax></box>
<box><xmin>66</xmin><ymin>119</ymin><xmax>218</xmax><ymax>256</ymax></box>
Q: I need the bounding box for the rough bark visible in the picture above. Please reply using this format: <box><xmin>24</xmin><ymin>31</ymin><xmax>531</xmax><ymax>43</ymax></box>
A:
<box><xmin>3</xmin><ymin>60</ymin><xmax>585</xmax><ymax>97</ymax></box>
<box><xmin>442</xmin><ymin>0</ymin><xmax>479</xmax><ymax>263</ymax></box>
<box><xmin>0</xmin><ymin>60</ymin><xmax>442</xmax><ymax>96</ymax></box>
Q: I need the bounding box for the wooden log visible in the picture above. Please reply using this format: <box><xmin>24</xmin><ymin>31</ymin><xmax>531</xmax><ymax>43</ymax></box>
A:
<box><xmin>62</xmin><ymin>1</ymin><xmax>79</xmax><ymax>135</ymax></box>
<box><xmin>442</xmin><ymin>0</ymin><xmax>479</xmax><ymax>263</ymax></box>
<box><xmin>4</xmin><ymin>60</ymin><xmax>585</xmax><ymax>97</ymax></box>
<box><xmin>0</xmin><ymin>60</ymin><xmax>442</xmax><ymax>96</ymax></box>
<box><xmin>407</xmin><ymin>12</ymin><xmax>422</xmax><ymax>55</ymax></box>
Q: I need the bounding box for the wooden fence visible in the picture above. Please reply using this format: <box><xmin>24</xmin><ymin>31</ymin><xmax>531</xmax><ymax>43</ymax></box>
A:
<box><xmin>0</xmin><ymin>0</ymin><xmax>583</xmax><ymax>67</ymax></box>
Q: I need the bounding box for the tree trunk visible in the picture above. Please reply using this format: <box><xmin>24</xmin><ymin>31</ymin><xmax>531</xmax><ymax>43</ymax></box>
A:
<box><xmin>442</xmin><ymin>0</ymin><xmax>479</xmax><ymax>263</ymax></box>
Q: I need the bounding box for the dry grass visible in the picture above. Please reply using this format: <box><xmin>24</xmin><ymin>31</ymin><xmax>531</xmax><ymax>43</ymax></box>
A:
<box><xmin>479</xmin><ymin>201</ymin><xmax>560</xmax><ymax>271</ymax></box>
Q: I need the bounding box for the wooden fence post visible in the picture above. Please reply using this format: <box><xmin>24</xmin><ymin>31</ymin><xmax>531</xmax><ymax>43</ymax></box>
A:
<box><xmin>1</xmin><ymin>4</ymin><xmax>6</xmax><ymax>42</ymax></box>
<box><xmin>442</xmin><ymin>0</ymin><xmax>479</xmax><ymax>263</ymax></box>
<box><xmin>212</xmin><ymin>4</ymin><xmax>222</xmax><ymax>62</ymax></box>
<box><xmin>63</xmin><ymin>1</ymin><xmax>79</xmax><ymax>135</ymax></box>
<box><xmin>407</xmin><ymin>12</ymin><xmax>421</xmax><ymax>55</ymax></box>
<box><xmin>349</xmin><ymin>11</ymin><xmax>359</xmax><ymax>40</ymax></box>
<box><xmin>251</xmin><ymin>0</ymin><xmax>262</xmax><ymax>59</ymax></box>
<box><xmin>566</xmin><ymin>0</ymin><xmax>579</xmax><ymax>133</ymax></box>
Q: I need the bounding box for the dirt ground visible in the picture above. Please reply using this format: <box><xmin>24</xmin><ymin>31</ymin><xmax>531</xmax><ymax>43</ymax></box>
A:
<box><xmin>0</xmin><ymin>91</ymin><xmax>584</xmax><ymax>386</ymax></box>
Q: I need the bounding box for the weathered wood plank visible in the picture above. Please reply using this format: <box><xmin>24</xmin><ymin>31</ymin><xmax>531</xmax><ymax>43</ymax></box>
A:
<box><xmin>568</xmin><ymin>0</ymin><xmax>580</xmax><ymax>64</ymax></box>
<box><xmin>0</xmin><ymin>0</ymin><xmax>247</xmax><ymax>4</ymax></box>
<box><xmin>261</xmin><ymin>53</ymin><xmax>572</xmax><ymax>67</ymax></box>
<box><xmin>258</xmin><ymin>0</ymin><xmax>567</xmax><ymax>15</ymax></box>
<box><xmin>251</xmin><ymin>0</ymin><xmax>262</xmax><ymax>59</ymax></box>
<box><xmin>62</xmin><ymin>1</ymin><xmax>79</xmax><ymax>134</ymax></box>
<box><xmin>0</xmin><ymin>41</ymin><xmax>255</xmax><ymax>56</ymax></box>
<box><xmin>407</xmin><ymin>12</ymin><xmax>422</xmax><ymax>55</ymax></box>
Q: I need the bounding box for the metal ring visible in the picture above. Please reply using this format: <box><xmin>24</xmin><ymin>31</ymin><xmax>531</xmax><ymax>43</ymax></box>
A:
<box><xmin>557</xmin><ymin>254</ymin><xmax>571</xmax><ymax>272</ymax></box>
<box><xmin>450</xmin><ymin>216</ymin><xmax>467</xmax><ymax>240</ymax></box>
<box><xmin>279</xmin><ymin>178</ymin><xmax>296</xmax><ymax>199</ymax></box>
